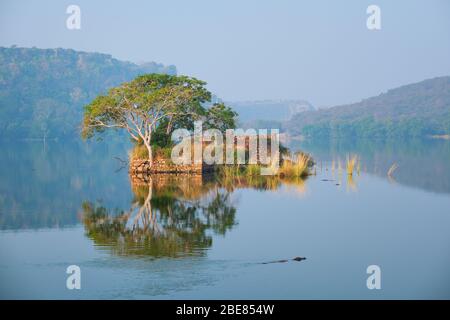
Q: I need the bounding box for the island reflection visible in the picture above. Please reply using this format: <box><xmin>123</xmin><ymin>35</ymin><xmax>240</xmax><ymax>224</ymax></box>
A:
<box><xmin>81</xmin><ymin>174</ymin><xmax>308</xmax><ymax>258</ymax></box>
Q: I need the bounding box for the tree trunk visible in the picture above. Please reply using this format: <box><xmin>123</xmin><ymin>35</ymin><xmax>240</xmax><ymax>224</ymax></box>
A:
<box><xmin>165</xmin><ymin>118</ymin><xmax>173</xmax><ymax>146</ymax></box>
<box><xmin>142</xmin><ymin>138</ymin><xmax>153</xmax><ymax>165</ymax></box>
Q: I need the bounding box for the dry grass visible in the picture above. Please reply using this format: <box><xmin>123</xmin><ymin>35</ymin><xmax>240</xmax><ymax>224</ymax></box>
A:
<box><xmin>346</xmin><ymin>174</ymin><xmax>357</xmax><ymax>192</ymax></box>
<box><xmin>220</xmin><ymin>153</ymin><xmax>311</xmax><ymax>179</ymax></box>
<box><xmin>387</xmin><ymin>163</ymin><xmax>399</xmax><ymax>177</ymax></box>
<box><xmin>278</xmin><ymin>153</ymin><xmax>310</xmax><ymax>177</ymax></box>
<box><xmin>245</xmin><ymin>164</ymin><xmax>260</xmax><ymax>176</ymax></box>
<box><xmin>129</xmin><ymin>144</ymin><xmax>173</xmax><ymax>162</ymax></box>
<box><xmin>346</xmin><ymin>154</ymin><xmax>358</xmax><ymax>176</ymax></box>
<box><xmin>129</xmin><ymin>144</ymin><xmax>149</xmax><ymax>161</ymax></box>
<box><xmin>219</xmin><ymin>165</ymin><xmax>243</xmax><ymax>179</ymax></box>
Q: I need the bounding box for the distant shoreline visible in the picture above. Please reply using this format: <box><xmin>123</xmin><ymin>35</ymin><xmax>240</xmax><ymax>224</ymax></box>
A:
<box><xmin>286</xmin><ymin>134</ymin><xmax>450</xmax><ymax>141</ymax></box>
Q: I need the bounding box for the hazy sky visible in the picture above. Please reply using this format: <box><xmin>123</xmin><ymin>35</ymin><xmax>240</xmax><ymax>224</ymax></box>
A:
<box><xmin>1</xmin><ymin>0</ymin><xmax>449</xmax><ymax>107</ymax></box>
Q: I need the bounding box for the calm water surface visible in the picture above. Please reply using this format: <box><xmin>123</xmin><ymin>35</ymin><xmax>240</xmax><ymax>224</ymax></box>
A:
<box><xmin>1</xmin><ymin>139</ymin><xmax>449</xmax><ymax>299</ymax></box>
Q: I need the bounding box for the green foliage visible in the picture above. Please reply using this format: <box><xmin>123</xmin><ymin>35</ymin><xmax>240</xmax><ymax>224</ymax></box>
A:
<box><xmin>0</xmin><ymin>46</ymin><xmax>176</xmax><ymax>139</ymax></box>
<box><xmin>204</xmin><ymin>102</ymin><xmax>238</xmax><ymax>132</ymax></box>
<box><xmin>82</xmin><ymin>73</ymin><xmax>211</xmax><ymax>138</ymax></box>
<box><xmin>82</xmin><ymin>73</ymin><xmax>238</xmax><ymax>160</ymax></box>
<box><xmin>287</xmin><ymin>76</ymin><xmax>450</xmax><ymax>139</ymax></box>
<box><xmin>300</xmin><ymin>117</ymin><xmax>444</xmax><ymax>139</ymax></box>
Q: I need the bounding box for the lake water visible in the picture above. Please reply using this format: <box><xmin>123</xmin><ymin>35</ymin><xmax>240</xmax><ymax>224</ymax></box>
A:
<box><xmin>1</xmin><ymin>139</ymin><xmax>450</xmax><ymax>299</ymax></box>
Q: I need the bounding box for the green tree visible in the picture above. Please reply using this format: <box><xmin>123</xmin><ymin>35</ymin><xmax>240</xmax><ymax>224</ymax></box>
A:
<box><xmin>82</xmin><ymin>74</ymin><xmax>236</xmax><ymax>163</ymax></box>
<box><xmin>204</xmin><ymin>102</ymin><xmax>237</xmax><ymax>132</ymax></box>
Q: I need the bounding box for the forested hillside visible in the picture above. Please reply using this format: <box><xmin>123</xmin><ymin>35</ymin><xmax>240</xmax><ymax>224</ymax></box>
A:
<box><xmin>0</xmin><ymin>47</ymin><xmax>176</xmax><ymax>139</ymax></box>
<box><xmin>286</xmin><ymin>76</ymin><xmax>450</xmax><ymax>139</ymax></box>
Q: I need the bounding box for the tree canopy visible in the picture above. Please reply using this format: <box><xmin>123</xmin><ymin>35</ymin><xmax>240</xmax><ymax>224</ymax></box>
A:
<box><xmin>82</xmin><ymin>74</ymin><xmax>237</xmax><ymax>162</ymax></box>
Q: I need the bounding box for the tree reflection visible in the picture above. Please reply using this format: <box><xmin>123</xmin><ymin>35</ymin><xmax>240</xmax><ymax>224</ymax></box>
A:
<box><xmin>81</xmin><ymin>175</ymin><xmax>237</xmax><ymax>258</ymax></box>
<box><xmin>81</xmin><ymin>174</ymin><xmax>308</xmax><ymax>258</ymax></box>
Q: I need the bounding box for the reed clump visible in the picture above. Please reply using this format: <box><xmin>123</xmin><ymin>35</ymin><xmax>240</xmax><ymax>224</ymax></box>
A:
<box><xmin>245</xmin><ymin>164</ymin><xmax>260</xmax><ymax>176</ymax></box>
<box><xmin>387</xmin><ymin>163</ymin><xmax>399</xmax><ymax>177</ymax></box>
<box><xmin>219</xmin><ymin>164</ymin><xmax>244</xmax><ymax>179</ymax></box>
<box><xmin>346</xmin><ymin>154</ymin><xmax>358</xmax><ymax>176</ymax></box>
<box><xmin>278</xmin><ymin>153</ymin><xmax>311</xmax><ymax>178</ymax></box>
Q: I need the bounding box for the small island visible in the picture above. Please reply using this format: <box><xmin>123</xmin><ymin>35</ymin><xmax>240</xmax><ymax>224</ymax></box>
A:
<box><xmin>82</xmin><ymin>73</ymin><xmax>313</xmax><ymax>178</ymax></box>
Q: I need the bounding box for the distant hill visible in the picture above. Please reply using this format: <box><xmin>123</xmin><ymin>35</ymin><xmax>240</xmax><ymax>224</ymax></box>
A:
<box><xmin>228</xmin><ymin>99</ymin><xmax>315</xmax><ymax>130</ymax></box>
<box><xmin>286</xmin><ymin>76</ymin><xmax>450</xmax><ymax>139</ymax></box>
<box><xmin>0</xmin><ymin>46</ymin><xmax>176</xmax><ymax>139</ymax></box>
